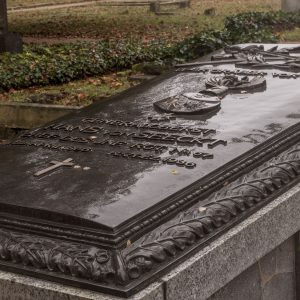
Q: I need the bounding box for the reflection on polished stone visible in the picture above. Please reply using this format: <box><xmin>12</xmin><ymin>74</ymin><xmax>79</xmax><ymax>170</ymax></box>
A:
<box><xmin>0</xmin><ymin>44</ymin><xmax>299</xmax><ymax>297</ymax></box>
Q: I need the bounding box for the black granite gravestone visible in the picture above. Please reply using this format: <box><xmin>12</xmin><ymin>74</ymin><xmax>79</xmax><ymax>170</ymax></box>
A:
<box><xmin>0</xmin><ymin>44</ymin><xmax>300</xmax><ymax>297</ymax></box>
<box><xmin>0</xmin><ymin>0</ymin><xmax>22</xmax><ymax>53</ymax></box>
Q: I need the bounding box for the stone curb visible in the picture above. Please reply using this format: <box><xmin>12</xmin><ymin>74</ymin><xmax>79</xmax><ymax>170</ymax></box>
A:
<box><xmin>8</xmin><ymin>0</ymin><xmax>189</xmax><ymax>11</ymax></box>
<box><xmin>0</xmin><ymin>102</ymin><xmax>81</xmax><ymax>129</ymax></box>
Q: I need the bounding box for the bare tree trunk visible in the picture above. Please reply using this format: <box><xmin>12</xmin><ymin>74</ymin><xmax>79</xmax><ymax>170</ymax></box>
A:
<box><xmin>0</xmin><ymin>0</ymin><xmax>8</xmax><ymax>33</ymax></box>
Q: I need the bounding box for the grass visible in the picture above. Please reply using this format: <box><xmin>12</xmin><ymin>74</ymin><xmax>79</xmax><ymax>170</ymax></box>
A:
<box><xmin>280</xmin><ymin>27</ymin><xmax>300</xmax><ymax>41</ymax></box>
<box><xmin>5</xmin><ymin>0</ymin><xmax>299</xmax><ymax>109</ymax></box>
<box><xmin>0</xmin><ymin>70</ymin><xmax>140</xmax><ymax>106</ymax></box>
<box><xmin>8</xmin><ymin>0</ymin><xmax>280</xmax><ymax>42</ymax></box>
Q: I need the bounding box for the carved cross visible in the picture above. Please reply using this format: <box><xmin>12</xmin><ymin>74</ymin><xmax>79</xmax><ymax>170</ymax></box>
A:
<box><xmin>34</xmin><ymin>158</ymin><xmax>75</xmax><ymax>177</ymax></box>
<box><xmin>0</xmin><ymin>0</ymin><xmax>8</xmax><ymax>34</ymax></box>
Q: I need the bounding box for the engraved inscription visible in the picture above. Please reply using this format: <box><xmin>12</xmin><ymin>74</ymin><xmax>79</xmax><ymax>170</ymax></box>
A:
<box><xmin>176</xmin><ymin>67</ymin><xmax>268</xmax><ymax>77</ymax></box>
<box><xmin>177</xmin><ymin>67</ymin><xmax>300</xmax><ymax>80</ymax></box>
<box><xmin>107</xmin><ymin>151</ymin><xmax>197</xmax><ymax>169</ymax></box>
<box><xmin>11</xmin><ymin>140</ymin><xmax>92</xmax><ymax>152</ymax></box>
<box><xmin>272</xmin><ymin>72</ymin><xmax>300</xmax><ymax>79</ymax></box>
<box><xmin>11</xmin><ymin>117</ymin><xmax>227</xmax><ymax>170</ymax></box>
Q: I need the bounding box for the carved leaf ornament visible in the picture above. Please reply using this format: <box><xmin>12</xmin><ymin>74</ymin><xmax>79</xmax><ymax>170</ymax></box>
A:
<box><xmin>0</xmin><ymin>230</ymin><xmax>115</xmax><ymax>282</ymax></box>
<box><xmin>124</xmin><ymin>146</ymin><xmax>300</xmax><ymax>280</ymax></box>
<box><xmin>0</xmin><ymin>138</ymin><xmax>299</xmax><ymax>289</ymax></box>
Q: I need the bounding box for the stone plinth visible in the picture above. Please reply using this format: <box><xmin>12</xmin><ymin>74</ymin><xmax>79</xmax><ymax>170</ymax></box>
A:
<box><xmin>282</xmin><ymin>0</ymin><xmax>300</xmax><ymax>12</ymax></box>
<box><xmin>0</xmin><ymin>184</ymin><xmax>299</xmax><ymax>300</ymax></box>
<box><xmin>0</xmin><ymin>32</ymin><xmax>23</xmax><ymax>53</ymax></box>
<box><xmin>0</xmin><ymin>102</ymin><xmax>81</xmax><ymax>130</ymax></box>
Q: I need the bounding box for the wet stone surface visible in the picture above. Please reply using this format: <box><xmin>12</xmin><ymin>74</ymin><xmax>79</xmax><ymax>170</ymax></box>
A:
<box><xmin>1</xmin><ymin>44</ymin><xmax>300</xmax><ymax>229</ymax></box>
<box><xmin>0</xmin><ymin>44</ymin><xmax>300</xmax><ymax>296</ymax></box>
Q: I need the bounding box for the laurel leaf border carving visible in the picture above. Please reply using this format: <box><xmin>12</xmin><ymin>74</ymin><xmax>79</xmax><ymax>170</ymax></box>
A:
<box><xmin>123</xmin><ymin>144</ymin><xmax>300</xmax><ymax>280</ymax></box>
<box><xmin>0</xmin><ymin>229</ymin><xmax>122</xmax><ymax>284</ymax></box>
<box><xmin>0</xmin><ymin>142</ymin><xmax>300</xmax><ymax>294</ymax></box>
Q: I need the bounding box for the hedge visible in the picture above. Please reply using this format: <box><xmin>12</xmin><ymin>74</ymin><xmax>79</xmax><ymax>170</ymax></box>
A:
<box><xmin>0</xmin><ymin>11</ymin><xmax>300</xmax><ymax>91</ymax></box>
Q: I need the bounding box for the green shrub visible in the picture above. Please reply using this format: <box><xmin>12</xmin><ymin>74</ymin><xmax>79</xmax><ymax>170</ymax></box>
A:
<box><xmin>175</xmin><ymin>11</ymin><xmax>300</xmax><ymax>61</ymax></box>
<box><xmin>1</xmin><ymin>11</ymin><xmax>300</xmax><ymax>91</ymax></box>
<box><xmin>0</xmin><ymin>41</ymin><xmax>174</xmax><ymax>90</ymax></box>
<box><xmin>225</xmin><ymin>11</ymin><xmax>300</xmax><ymax>38</ymax></box>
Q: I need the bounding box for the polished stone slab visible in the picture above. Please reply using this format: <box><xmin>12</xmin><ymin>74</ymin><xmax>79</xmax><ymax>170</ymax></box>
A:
<box><xmin>0</xmin><ymin>44</ymin><xmax>300</xmax><ymax>296</ymax></box>
<box><xmin>1</xmin><ymin>44</ymin><xmax>300</xmax><ymax>231</ymax></box>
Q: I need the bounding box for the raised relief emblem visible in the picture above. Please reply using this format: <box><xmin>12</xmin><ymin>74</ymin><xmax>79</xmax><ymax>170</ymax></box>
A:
<box><xmin>154</xmin><ymin>74</ymin><xmax>266</xmax><ymax>115</ymax></box>
<box><xmin>216</xmin><ymin>45</ymin><xmax>300</xmax><ymax>73</ymax></box>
